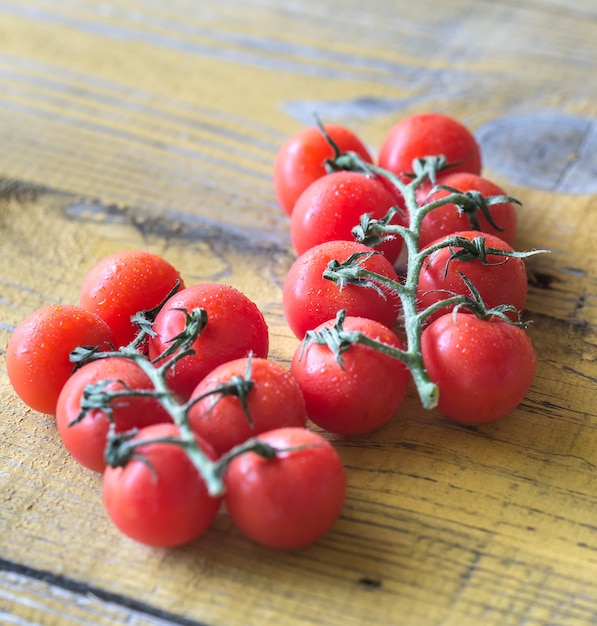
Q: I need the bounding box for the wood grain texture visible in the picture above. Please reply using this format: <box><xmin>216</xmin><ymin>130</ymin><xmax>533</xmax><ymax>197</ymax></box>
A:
<box><xmin>0</xmin><ymin>1</ymin><xmax>596</xmax><ymax>625</ymax></box>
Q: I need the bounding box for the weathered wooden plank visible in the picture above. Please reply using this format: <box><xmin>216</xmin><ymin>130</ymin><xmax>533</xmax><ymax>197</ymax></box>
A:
<box><xmin>1</xmin><ymin>0</ymin><xmax>596</xmax><ymax>624</ymax></box>
<box><xmin>0</xmin><ymin>0</ymin><xmax>595</xmax><ymax>241</ymax></box>
<box><xmin>0</xmin><ymin>566</ymin><xmax>207</xmax><ymax>626</ymax></box>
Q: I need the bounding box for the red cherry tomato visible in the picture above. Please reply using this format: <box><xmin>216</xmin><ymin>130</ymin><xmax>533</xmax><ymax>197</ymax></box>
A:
<box><xmin>102</xmin><ymin>423</ymin><xmax>221</xmax><ymax>548</ymax></box>
<box><xmin>147</xmin><ymin>283</ymin><xmax>269</xmax><ymax>399</ymax></box>
<box><xmin>56</xmin><ymin>357</ymin><xmax>171</xmax><ymax>473</ymax></box>
<box><xmin>378</xmin><ymin>113</ymin><xmax>482</xmax><ymax>180</ymax></box>
<box><xmin>273</xmin><ymin>124</ymin><xmax>373</xmax><ymax>215</ymax></box>
<box><xmin>290</xmin><ymin>171</ymin><xmax>405</xmax><ymax>264</ymax></box>
<box><xmin>421</xmin><ymin>312</ymin><xmax>536</xmax><ymax>423</ymax></box>
<box><xmin>188</xmin><ymin>357</ymin><xmax>307</xmax><ymax>455</ymax></box>
<box><xmin>224</xmin><ymin>427</ymin><xmax>346</xmax><ymax>549</ymax></box>
<box><xmin>417</xmin><ymin>172</ymin><xmax>517</xmax><ymax>249</ymax></box>
<box><xmin>6</xmin><ymin>304</ymin><xmax>115</xmax><ymax>414</ymax></box>
<box><xmin>291</xmin><ymin>316</ymin><xmax>409</xmax><ymax>434</ymax></box>
<box><xmin>283</xmin><ymin>240</ymin><xmax>401</xmax><ymax>339</ymax></box>
<box><xmin>79</xmin><ymin>250</ymin><xmax>184</xmax><ymax>347</ymax></box>
<box><xmin>417</xmin><ymin>231</ymin><xmax>528</xmax><ymax>323</ymax></box>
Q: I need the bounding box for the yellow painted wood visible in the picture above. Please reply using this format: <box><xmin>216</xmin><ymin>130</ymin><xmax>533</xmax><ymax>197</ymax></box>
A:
<box><xmin>1</xmin><ymin>1</ymin><xmax>596</xmax><ymax>625</ymax></box>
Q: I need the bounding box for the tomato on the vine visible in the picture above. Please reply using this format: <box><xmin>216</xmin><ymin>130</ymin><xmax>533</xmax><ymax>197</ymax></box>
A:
<box><xmin>417</xmin><ymin>172</ymin><xmax>517</xmax><ymax>249</ymax></box>
<box><xmin>56</xmin><ymin>357</ymin><xmax>171</xmax><ymax>473</ymax></box>
<box><xmin>147</xmin><ymin>283</ymin><xmax>269</xmax><ymax>399</ymax></box>
<box><xmin>274</xmin><ymin>124</ymin><xmax>373</xmax><ymax>216</ymax></box>
<box><xmin>102</xmin><ymin>423</ymin><xmax>221</xmax><ymax>548</ymax></box>
<box><xmin>283</xmin><ymin>240</ymin><xmax>401</xmax><ymax>339</ymax></box>
<box><xmin>6</xmin><ymin>304</ymin><xmax>115</xmax><ymax>415</ymax></box>
<box><xmin>224</xmin><ymin>427</ymin><xmax>346</xmax><ymax>549</ymax></box>
<box><xmin>421</xmin><ymin>312</ymin><xmax>536</xmax><ymax>423</ymax></box>
<box><xmin>188</xmin><ymin>356</ymin><xmax>307</xmax><ymax>455</ymax></box>
<box><xmin>378</xmin><ymin>113</ymin><xmax>482</xmax><ymax>180</ymax></box>
<box><xmin>79</xmin><ymin>250</ymin><xmax>185</xmax><ymax>348</ymax></box>
<box><xmin>290</xmin><ymin>171</ymin><xmax>405</xmax><ymax>264</ymax></box>
<box><xmin>291</xmin><ymin>316</ymin><xmax>409</xmax><ymax>435</ymax></box>
<box><xmin>417</xmin><ymin>231</ymin><xmax>528</xmax><ymax>323</ymax></box>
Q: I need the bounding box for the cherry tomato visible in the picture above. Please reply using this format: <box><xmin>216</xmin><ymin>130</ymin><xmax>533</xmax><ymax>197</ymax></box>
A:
<box><xmin>224</xmin><ymin>427</ymin><xmax>346</xmax><ymax>549</ymax></box>
<box><xmin>188</xmin><ymin>357</ymin><xmax>307</xmax><ymax>455</ymax></box>
<box><xmin>378</xmin><ymin>113</ymin><xmax>482</xmax><ymax>180</ymax></box>
<box><xmin>421</xmin><ymin>312</ymin><xmax>536</xmax><ymax>423</ymax></box>
<box><xmin>291</xmin><ymin>316</ymin><xmax>409</xmax><ymax>434</ymax></box>
<box><xmin>6</xmin><ymin>304</ymin><xmax>115</xmax><ymax>415</ymax></box>
<box><xmin>283</xmin><ymin>240</ymin><xmax>401</xmax><ymax>339</ymax></box>
<box><xmin>79</xmin><ymin>250</ymin><xmax>185</xmax><ymax>347</ymax></box>
<box><xmin>290</xmin><ymin>171</ymin><xmax>405</xmax><ymax>264</ymax></box>
<box><xmin>417</xmin><ymin>231</ymin><xmax>528</xmax><ymax>323</ymax></box>
<box><xmin>56</xmin><ymin>357</ymin><xmax>171</xmax><ymax>473</ymax></box>
<box><xmin>417</xmin><ymin>172</ymin><xmax>517</xmax><ymax>249</ymax></box>
<box><xmin>147</xmin><ymin>283</ymin><xmax>269</xmax><ymax>399</ymax></box>
<box><xmin>102</xmin><ymin>423</ymin><xmax>221</xmax><ymax>547</ymax></box>
<box><xmin>273</xmin><ymin>124</ymin><xmax>373</xmax><ymax>216</ymax></box>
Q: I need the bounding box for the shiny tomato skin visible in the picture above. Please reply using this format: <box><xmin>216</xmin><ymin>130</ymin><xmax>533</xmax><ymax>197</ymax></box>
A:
<box><xmin>417</xmin><ymin>231</ymin><xmax>528</xmax><ymax>323</ymax></box>
<box><xmin>224</xmin><ymin>427</ymin><xmax>346</xmax><ymax>549</ymax></box>
<box><xmin>6</xmin><ymin>304</ymin><xmax>115</xmax><ymax>415</ymax></box>
<box><xmin>291</xmin><ymin>316</ymin><xmax>409</xmax><ymax>435</ymax></box>
<box><xmin>378</xmin><ymin>113</ymin><xmax>482</xmax><ymax>180</ymax></box>
<box><xmin>421</xmin><ymin>313</ymin><xmax>536</xmax><ymax>424</ymax></box>
<box><xmin>290</xmin><ymin>171</ymin><xmax>405</xmax><ymax>264</ymax></box>
<box><xmin>274</xmin><ymin>124</ymin><xmax>373</xmax><ymax>216</ymax></box>
<box><xmin>188</xmin><ymin>357</ymin><xmax>307</xmax><ymax>455</ymax></box>
<box><xmin>417</xmin><ymin>172</ymin><xmax>517</xmax><ymax>249</ymax></box>
<box><xmin>102</xmin><ymin>423</ymin><xmax>221</xmax><ymax>548</ymax></box>
<box><xmin>79</xmin><ymin>250</ymin><xmax>185</xmax><ymax>347</ymax></box>
<box><xmin>147</xmin><ymin>284</ymin><xmax>269</xmax><ymax>399</ymax></box>
<box><xmin>283</xmin><ymin>240</ymin><xmax>401</xmax><ymax>340</ymax></box>
<box><xmin>56</xmin><ymin>358</ymin><xmax>171</xmax><ymax>473</ymax></box>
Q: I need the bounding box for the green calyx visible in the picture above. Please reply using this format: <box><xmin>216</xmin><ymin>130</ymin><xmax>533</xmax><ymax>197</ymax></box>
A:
<box><xmin>186</xmin><ymin>353</ymin><xmax>256</xmax><ymax>426</ymax></box>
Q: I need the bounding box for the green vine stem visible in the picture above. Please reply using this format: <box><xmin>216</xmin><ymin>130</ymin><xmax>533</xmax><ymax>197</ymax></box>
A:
<box><xmin>70</xmin><ymin>307</ymin><xmax>278</xmax><ymax>498</ymax></box>
<box><xmin>317</xmin><ymin>148</ymin><xmax>548</xmax><ymax>410</ymax></box>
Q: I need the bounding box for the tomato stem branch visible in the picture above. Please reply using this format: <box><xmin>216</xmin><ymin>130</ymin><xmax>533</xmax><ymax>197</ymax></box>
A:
<box><xmin>73</xmin><ymin>308</ymin><xmax>268</xmax><ymax>497</ymax></box>
<box><xmin>322</xmin><ymin>151</ymin><xmax>546</xmax><ymax>410</ymax></box>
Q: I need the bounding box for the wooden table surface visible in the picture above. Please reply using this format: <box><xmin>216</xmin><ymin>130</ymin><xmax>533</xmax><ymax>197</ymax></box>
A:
<box><xmin>1</xmin><ymin>1</ymin><xmax>596</xmax><ymax>625</ymax></box>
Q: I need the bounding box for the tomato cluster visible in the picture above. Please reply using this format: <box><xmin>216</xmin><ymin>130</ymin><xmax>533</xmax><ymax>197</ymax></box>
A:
<box><xmin>6</xmin><ymin>250</ymin><xmax>346</xmax><ymax>549</ymax></box>
<box><xmin>276</xmin><ymin>112</ymin><xmax>539</xmax><ymax>427</ymax></box>
<box><xmin>6</xmin><ymin>111</ymin><xmax>543</xmax><ymax>552</ymax></box>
